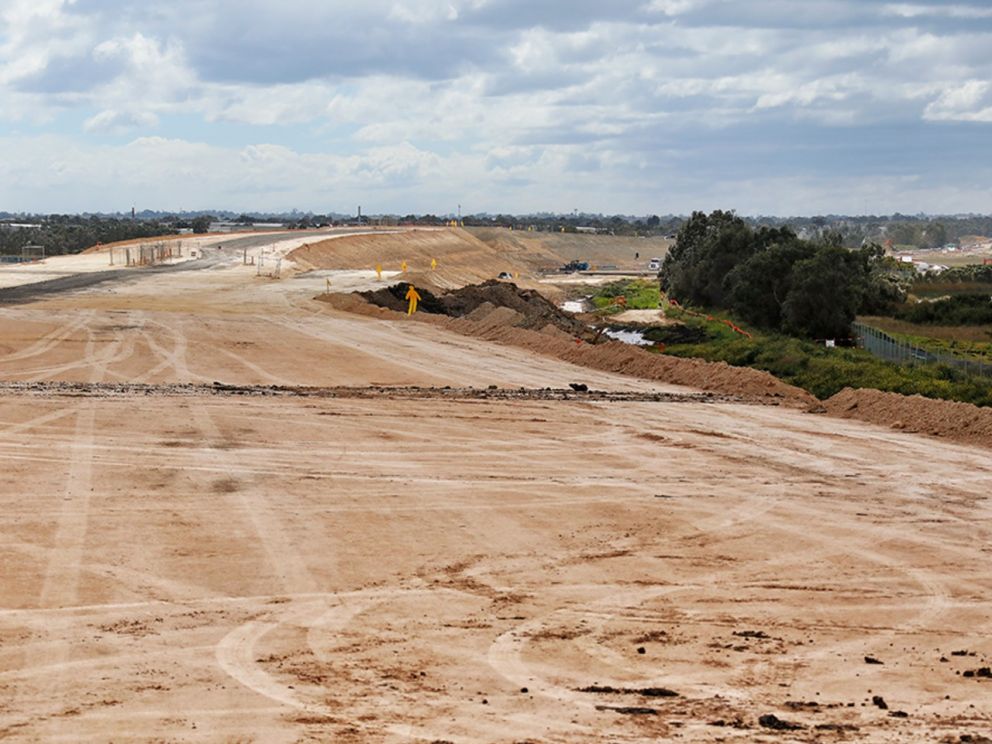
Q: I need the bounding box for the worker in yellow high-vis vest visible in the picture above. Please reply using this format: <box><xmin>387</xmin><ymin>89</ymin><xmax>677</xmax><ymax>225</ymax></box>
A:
<box><xmin>405</xmin><ymin>285</ymin><xmax>422</xmax><ymax>315</ymax></box>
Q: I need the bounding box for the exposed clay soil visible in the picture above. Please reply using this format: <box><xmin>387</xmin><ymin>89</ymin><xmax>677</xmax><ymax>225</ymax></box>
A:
<box><xmin>1</xmin><ymin>228</ymin><xmax>991</xmax><ymax>742</ymax></box>
<box><xmin>467</xmin><ymin>226</ymin><xmax>672</xmax><ymax>271</ymax></box>
<box><xmin>824</xmin><ymin>387</ymin><xmax>992</xmax><ymax>448</ymax></box>
<box><xmin>289</xmin><ymin>227</ymin><xmax>533</xmax><ymax>292</ymax></box>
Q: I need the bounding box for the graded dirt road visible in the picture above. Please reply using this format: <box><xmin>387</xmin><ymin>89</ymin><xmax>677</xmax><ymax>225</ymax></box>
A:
<box><xmin>1</xmin><ymin>230</ymin><xmax>991</xmax><ymax>742</ymax></box>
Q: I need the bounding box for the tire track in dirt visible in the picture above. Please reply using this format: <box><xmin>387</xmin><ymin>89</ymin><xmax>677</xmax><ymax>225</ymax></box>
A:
<box><xmin>0</xmin><ymin>312</ymin><xmax>93</xmax><ymax>368</ymax></box>
<box><xmin>35</xmin><ymin>404</ymin><xmax>97</xmax><ymax>611</ymax></box>
<box><xmin>134</xmin><ymin>316</ymin><xmax>211</xmax><ymax>384</ymax></box>
<box><xmin>481</xmin><ymin>474</ymin><xmax>966</xmax><ymax>724</ymax></box>
<box><xmin>180</xmin><ymin>397</ymin><xmax>321</xmax><ymax>597</ymax></box>
<box><xmin>16</xmin><ymin>316</ymin><xmax>140</xmax><ymax>382</ymax></box>
<box><xmin>24</xmin><ymin>340</ymin><xmax>104</xmax><ymax>736</ymax></box>
<box><xmin>215</xmin><ymin>587</ymin><xmax>483</xmax><ymax>740</ymax></box>
<box><xmin>4</xmin><ymin>538</ymin><xmax>221</xmax><ymax>613</ymax></box>
<box><xmin>211</xmin><ymin>346</ymin><xmax>296</xmax><ymax>386</ymax></box>
<box><xmin>176</xmin><ymin>397</ymin><xmax>326</xmax><ymax>721</ymax></box>
<box><xmin>0</xmin><ymin>407</ymin><xmax>77</xmax><ymax>440</ymax></box>
<box><xmin>35</xmin><ymin>323</ymin><xmax>119</xmax><ymax>610</ymax></box>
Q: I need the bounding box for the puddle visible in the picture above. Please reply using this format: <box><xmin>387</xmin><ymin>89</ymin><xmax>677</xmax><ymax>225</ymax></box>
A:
<box><xmin>603</xmin><ymin>328</ymin><xmax>653</xmax><ymax>346</ymax></box>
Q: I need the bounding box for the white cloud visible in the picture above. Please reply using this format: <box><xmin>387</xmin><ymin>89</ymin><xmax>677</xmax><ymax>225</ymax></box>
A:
<box><xmin>883</xmin><ymin>3</ymin><xmax>992</xmax><ymax>20</ymax></box>
<box><xmin>1</xmin><ymin>1</ymin><xmax>992</xmax><ymax>213</ymax></box>
<box><xmin>84</xmin><ymin>109</ymin><xmax>158</xmax><ymax>133</ymax></box>
<box><xmin>924</xmin><ymin>80</ymin><xmax>992</xmax><ymax>122</ymax></box>
<box><xmin>645</xmin><ymin>0</ymin><xmax>704</xmax><ymax>16</ymax></box>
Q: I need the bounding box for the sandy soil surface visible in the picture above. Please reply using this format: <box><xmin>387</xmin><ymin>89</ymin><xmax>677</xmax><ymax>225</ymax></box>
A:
<box><xmin>467</xmin><ymin>228</ymin><xmax>671</xmax><ymax>272</ymax></box>
<box><xmin>1</xmin><ymin>228</ymin><xmax>991</xmax><ymax>742</ymax></box>
<box><xmin>610</xmin><ymin>309</ymin><xmax>671</xmax><ymax>325</ymax></box>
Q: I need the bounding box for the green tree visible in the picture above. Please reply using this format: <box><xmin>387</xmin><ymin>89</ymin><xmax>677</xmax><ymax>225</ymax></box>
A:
<box><xmin>660</xmin><ymin>210</ymin><xmax>757</xmax><ymax>307</ymax></box>
<box><xmin>924</xmin><ymin>221</ymin><xmax>947</xmax><ymax>250</ymax></box>
<box><xmin>191</xmin><ymin>216</ymin><xmax>212</xmax><ymax>234</ymax></box>
<box><xmin>726</xmin><ymin>239</ymin><xmax>815</xmax><ymax>329</ymax></box>
<box><xmin>782</xmin><ymin>246</ymin><xmax>865</xmax><ymax>338</ymax></box>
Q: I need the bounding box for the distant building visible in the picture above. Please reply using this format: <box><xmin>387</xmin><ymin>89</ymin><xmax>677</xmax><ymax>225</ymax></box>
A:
<box><xmin>0</xmin><ymin>222</ymin><xmax>42</xmax><ymax>230</ymax></box>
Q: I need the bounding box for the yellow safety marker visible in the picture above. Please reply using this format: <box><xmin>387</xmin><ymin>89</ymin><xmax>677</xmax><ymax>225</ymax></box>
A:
<box><xmin>431</xmin><ymin>258</ymin><xmax>438</xmax><ymax>271</ymax></box>
<box><xmin>405</xmin><ymin>285</ymin><xmax>422</xmax><ymax>315</ymax></box>
<box><xmin>375</xmin><ymin>263</ymin><xmax>382</xmax><ymax>281</ymax></box>
<box><xmin>401</xmin><ymin>260</ymin><xmax>408</xmax><ymax>273</ymax></box>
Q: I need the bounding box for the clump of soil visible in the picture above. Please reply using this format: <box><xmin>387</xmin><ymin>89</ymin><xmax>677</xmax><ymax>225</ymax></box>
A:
<box><xmin>758</xmin><ymin>714</ymin><xmax>803</xmax><ymax>731</ymax></box>
<box><xmin>824</xmin><ymin>388</ymin><xmax>992</xmax><ymax>449</ymax></box>
<box><xmin>643</xmin><ymin>324</ymin><xmax>715</xmax><ymax>345</ymax></box>
<box><xmin>578</xmin><ymin>685</ymin><xmax>679</xmax><ymax>697</ymax></box>
<box><xmin>360</xmin><ymin>280</ymin><xmax>586</xmax><ymax>335</ymax></box>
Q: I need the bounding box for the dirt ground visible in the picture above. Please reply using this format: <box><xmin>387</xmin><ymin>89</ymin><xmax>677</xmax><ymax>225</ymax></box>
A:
<box><xmin>1</xmin><ymin>230</ymin><xmax>991</xmax><ymax>742</ymax></box>
<box><xmin>466</xmin><ymin>228</ymin><xmax>671</xmax><ymax>272</ymax></box>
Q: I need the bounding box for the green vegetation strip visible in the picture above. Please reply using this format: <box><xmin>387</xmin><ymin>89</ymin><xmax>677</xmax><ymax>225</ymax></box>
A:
<box><xmin>650</xmin><ymin>314</ymin><xmax>992</xmax><ymax>407</ymax></box>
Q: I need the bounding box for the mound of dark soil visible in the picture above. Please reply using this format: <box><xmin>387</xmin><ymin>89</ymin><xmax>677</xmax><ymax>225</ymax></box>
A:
<box><xmin>359</xmin><ymin>284</ymin><xmax>447</xmax><ymax>314</ymax></box>
<box><xmin>361</xmin><ymin>280</ymin><xmax>586</xmax><ymax>335</ymax></box>
<box><xmin>643</xmin><ymin>324</ymin><xmax>714</xmax><ymax>345</ymax></box>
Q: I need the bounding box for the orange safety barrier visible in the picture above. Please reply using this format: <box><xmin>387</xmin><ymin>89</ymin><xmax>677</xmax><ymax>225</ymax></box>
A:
<box><xmin>665</xmin><ymin>298</ymin><xmax>751</xmax><ymax>339</ymax></box>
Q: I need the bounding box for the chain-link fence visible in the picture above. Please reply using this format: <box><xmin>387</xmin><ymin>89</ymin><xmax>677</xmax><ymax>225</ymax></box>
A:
<box><xmin>0</xmin><ymin>245</ymin><xmax>45</xmax><ymax>263</ymax></box>
<box><xmin>852</xmin><ymin>322</ymin><xmax>992</xmax><ymax>378</ymax></box>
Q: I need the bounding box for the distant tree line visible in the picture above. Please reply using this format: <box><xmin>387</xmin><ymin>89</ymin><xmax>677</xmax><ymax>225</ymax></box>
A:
<box><xmin>3</xmin><ymin>209</ymin><xmax>991</xmax><ymax>256</ymax></box>
<box><xmin>461</xmin><ymin>213</ymin><xmax>681</xmax><ymax>237</ymax></box>
<box><xmin>660</xmin><ymin>211</ymin><xmax>913</xmax><ymax>339</ymax></box>
<box><xmin>0</xmin><ymin>216</ymin><xmax>178</xmax><ymax>257</ymax></box>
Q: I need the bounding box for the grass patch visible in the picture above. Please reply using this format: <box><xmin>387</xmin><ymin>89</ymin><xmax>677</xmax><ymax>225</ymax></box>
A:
<box><xmin>912</xmin><ymin>280</ymin><xmax>992</xmax><ymax>298</ymax></box>
<box><xmin>859</xmin><ymin>316</ymin><xmax>992</xmax><ymax>360</ymax></box>
<box><xmin>591</xmin><ymin>280</ymin><xmax>660</xmax><ymax>313</ymax></box>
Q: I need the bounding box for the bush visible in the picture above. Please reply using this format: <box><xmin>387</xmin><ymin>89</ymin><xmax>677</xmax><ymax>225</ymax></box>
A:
<box><xmin>896</xmin><ymin>294</ymin><xmax>992</xmax><ymax>326</ymax></box>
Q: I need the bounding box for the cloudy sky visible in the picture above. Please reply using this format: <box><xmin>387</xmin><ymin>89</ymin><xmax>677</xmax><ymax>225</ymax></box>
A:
<box><xmin>1</xmin><ymin>0</ymin><xmax>991</xmax><ymax>216</ymax></box>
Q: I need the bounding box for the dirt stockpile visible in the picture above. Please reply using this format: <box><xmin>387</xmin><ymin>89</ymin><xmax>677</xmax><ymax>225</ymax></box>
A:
<box><xmin>825</xmin><ymin>388</ymin><xmax>992</xmax><ymax>448</ymax></box>
<box><xmin>323</xmin><ymin>292</ymin><xmax>814</xmax><ymax>406</ymax></box>
<box><xmin>468</xmin><ymin>227</ymin><xmax>672</xmax><ymax>272</ymax></box>
<box><xmin>360</xmin><ymin>280</ymin><xmax>587</xmax><ymax>335</ymax></box>
<box><xmin>289</xmin><ymin>228</ymin><xmax>531</xmax><ymax>291</ymax></box>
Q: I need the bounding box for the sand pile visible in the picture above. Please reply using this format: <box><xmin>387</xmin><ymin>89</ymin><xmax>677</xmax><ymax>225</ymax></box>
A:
<box><xmin>321</xmin><ymin>292</ymin><xmax>814</xmax><ymax>406</ymax></box>
<box><xmin>360</xmin><ymin>280</ymin><xmax>587</xmax><ymax>335</ymax></box>
<box><xmin>289</xmin><ymin>228</ymin><xmax>531</xmax><ymax>291</ymax></box>
<box><xmin>468</xmin><ymin>227</ymin><xmax>671</xmax><ymax>272</ymax></box>
<box><xmin>824</xmin><ymin>388</ymin><xmax>992</xmax><ymax>448</ymax></box>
